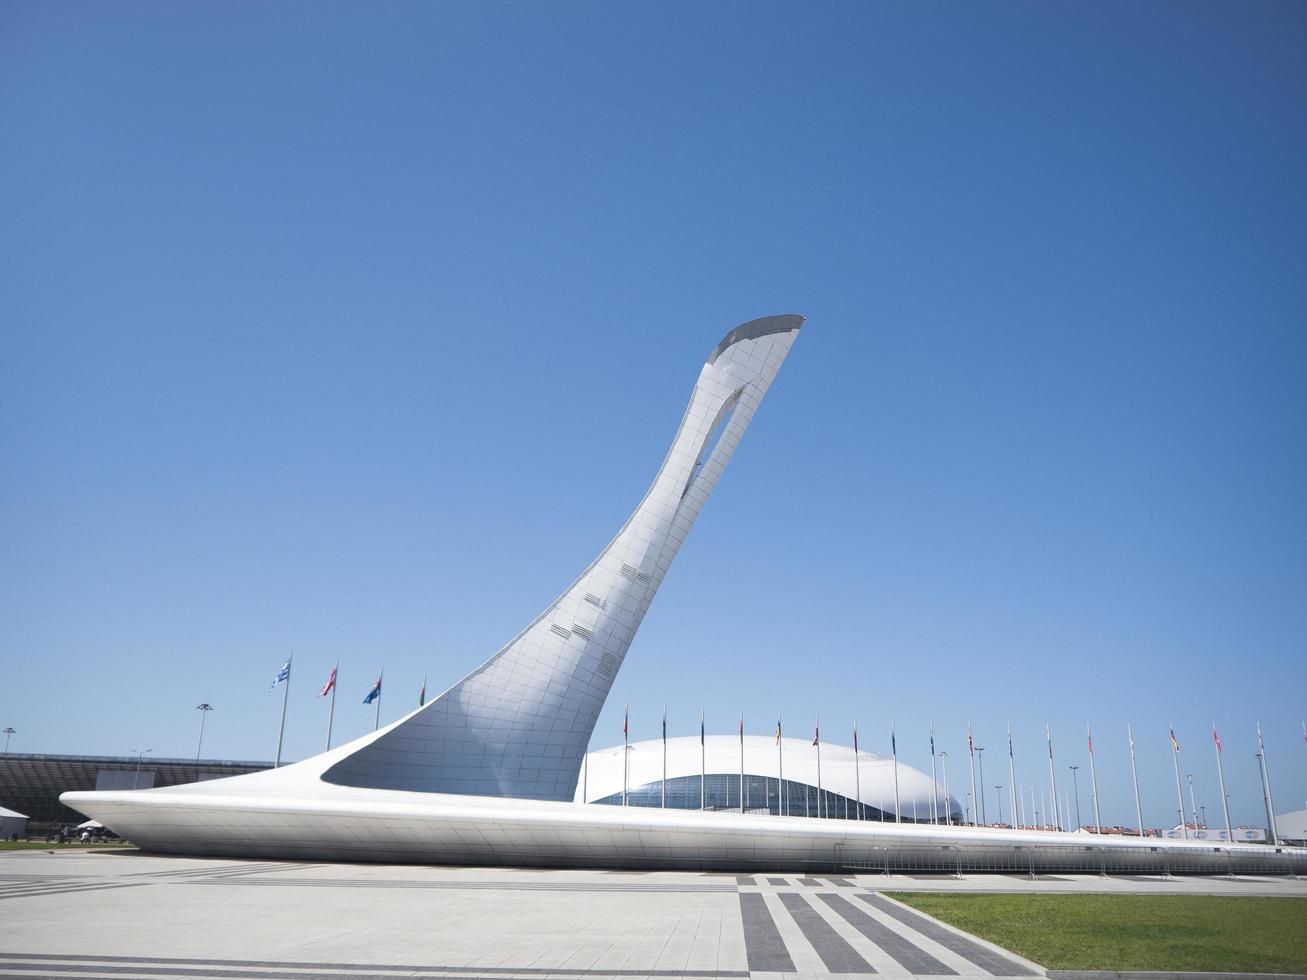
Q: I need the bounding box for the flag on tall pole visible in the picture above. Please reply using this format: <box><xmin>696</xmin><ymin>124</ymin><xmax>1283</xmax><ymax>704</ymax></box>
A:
<box><xmin>418</xmin><ymin>675</ymin><xmax>426</xmax><ymax>707</ymax></box>
<box><xmin>1087</xmin><ymin>723</ymin><xmax>1102</xmax><ymax>836</ymax></box>
<box><xmin>1258</xmin><ymin>722</ymin><xmax>1280</xmax><ymax>845</ymax></box>
<box><xmin>891</xmin><ymin>720</ymin><xmax>901</xmax><ymax>824</ymax></box>
<box><xmin>813</xmin><ymin>715</ymin><xmax>823</xmax><ymax>819</ymax></box>
<box><xmin>776</xmin><ymin>717</ymin><xmax>785</xmax><ymax>817</ymax></box>
<box><xmin>1168</xmin><ymin>723</ymin><xmax>1188</xmax><ymax>839</ymax></box>
<box><xmin>363</xmin><ymin>670</ymin><xmax>383</xmax><ymax>730</ymax></box>
<box><xmin>661</xmin><ymin>705</ymin><xmax>667</xmax><ymax>809</ymax></box>
<box><xmin>967</xmin><ymin>722</ymin><xmax>978</xmax><ymax>826</ymax></box>
<box><xmin>622</xmin><ymin>703</ymin><xmax>629</xmax><ymax>807</ymax></box>
<box><xmin>1128</xmin><ymin>722</ymin><xmax>1144</xmax><ymax>838</ymax></box>
<box><xmin>1212</xmin><ymin>723</ymin><xmax>1234</xmax><ymax>846</ymax></box>
<box><xmin>1007</xmin><ymin>723</ymin><xmax>1017</xmax><ymax>830</ymax></box>
<box><xmin>319</xmin><ymin>661</ymin><xmax>338</xmax><ymax>752</ymax></box>
<box><xmin>271</xmin><ymin>656</ymin><xmax>292</xmax><ymax>768</ymax></box>
<box><xmin>929</xmin><ymin>722</ymin><xmax>939</xmax><ymax>825</ymax></box>
<box><xmin>854</xmin><ymin>720</ymin><xmax>862</xmax><ymax>821</ymax></box>
<box><xmin>1046</xmin><ymin>725</ymin><xmax>1061</xmax><ymax>830</ymax></box>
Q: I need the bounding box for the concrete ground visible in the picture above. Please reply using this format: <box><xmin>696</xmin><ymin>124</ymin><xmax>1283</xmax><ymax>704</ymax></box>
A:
<box><xmin>1</xmin><ymin>849</ymin><xmax>1304</xmax><ymax>980</ymax></box>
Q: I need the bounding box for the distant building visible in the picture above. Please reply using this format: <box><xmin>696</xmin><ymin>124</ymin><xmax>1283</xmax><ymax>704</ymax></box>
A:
<box><xmin>1275</xmin><ymin>810</ymin><xmax>1307</xmax><ymax>846</ymax></box>
<box><xmin>0</xmin><ymin>754</ymin><xmax>271</xmax><ymax>833</ymax></box>
<box><xmin>1165</xmin><ymin>823</ymin><xmax>1266</xmax><ymax>843</ymax></box>
<box><xmin>0</xmin><ymin>805</ymin><xmax>28</xmax><ymax>837</ymax></box>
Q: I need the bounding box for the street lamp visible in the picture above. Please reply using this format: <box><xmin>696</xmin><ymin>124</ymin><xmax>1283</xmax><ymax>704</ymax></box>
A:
<box><xmin>995</xmin><ymin>785</ymin><xmax>1004</xmax><ymax>826</ymax></box>
<box><xmin>2</xmin><ymin>727</ymin><xmax>14</xmax><ymax>753</ymax></box>
<box><xmin>130</xmin><ymin>748</ymin><xmax>153</xmax><ymax>789</ymax></box>
<box><xmin>1069</xmin><ymin>765</ymin><xmax>1082</xmax><ymax>830</ymax></box>
<box><xmin>939</xmin><ymin>752</ymin><xmax>951</xmax><ymax>826</ymax></box>
<box><xmin>1185</xmin><ymin>773</ymin><xmax>1201</xmax><ymax>828</ymax></box>
<box><xmin>194</xmin><ymin>704</ymin><xmax>213</xmax><ymax>761</ymax></box>
<box><xmin>975</xmin><ymin>746</ymin><xmax>987</xmax><ymax>824</ymax></box>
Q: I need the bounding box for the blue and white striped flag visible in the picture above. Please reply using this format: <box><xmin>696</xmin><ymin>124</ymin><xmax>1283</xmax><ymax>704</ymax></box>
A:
<box><xmin>269</xmin><ymin>659</ymin><xmax>291</xmax><ymax>692</ymax></box>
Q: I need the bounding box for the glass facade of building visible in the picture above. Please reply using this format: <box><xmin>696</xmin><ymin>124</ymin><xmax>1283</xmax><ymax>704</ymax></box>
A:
<box><xmin>593</xmin><ymin>773</ymin><xmax>953</xmax><ymax>822</ymax></box>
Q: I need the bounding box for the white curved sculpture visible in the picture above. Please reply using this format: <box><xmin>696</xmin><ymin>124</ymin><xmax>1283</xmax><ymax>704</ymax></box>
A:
<box><xmin>320</xmin><ymin>315</ymin><xmax>804</xmax><ymax>801</ymax></box>
<box><xmin>60</xmin><ymin>316</ymin><xmax>1304</xmax><ymax>874</ymax></box>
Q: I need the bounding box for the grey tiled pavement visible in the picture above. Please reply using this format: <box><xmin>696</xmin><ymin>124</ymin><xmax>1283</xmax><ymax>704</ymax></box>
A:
<box><xmin>1</xmin><ymin>850</ymin><xmax>1304</xmax><ymax>979</ymax></box>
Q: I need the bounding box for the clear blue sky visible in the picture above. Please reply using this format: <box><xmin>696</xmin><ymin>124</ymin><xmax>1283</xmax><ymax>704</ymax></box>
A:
<box><xmin>3</xmin><ymin>2</ymin><xmax>1304</xmax><ymax>831</ymax></box>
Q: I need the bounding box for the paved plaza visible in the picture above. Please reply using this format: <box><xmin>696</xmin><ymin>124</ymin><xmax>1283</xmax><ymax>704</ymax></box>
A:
<box><xmin>1</xmin><ymin>850</ymin><xmax>1304</xmax><ymax>980</ymax></box>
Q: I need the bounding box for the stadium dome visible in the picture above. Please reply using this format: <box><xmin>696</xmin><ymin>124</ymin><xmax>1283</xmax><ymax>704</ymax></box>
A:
<box><xmin>577</xmin><ymin>735</ymin><xmax>962</xmax><ymax>823</ymax></box>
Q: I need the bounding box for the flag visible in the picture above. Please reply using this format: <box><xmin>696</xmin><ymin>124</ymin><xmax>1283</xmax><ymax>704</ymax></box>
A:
<box><xmin>662</xmin><ymin>705</ymin><xmax>667</xmax><ymax>742</ymax></box>
<box><xmin>418</xmin><ymin>675</ymin><xmax>426</xmax><ymax>707</ymax></box>
<box><xmin>812</xmin><ymin>719</ymin><xmax>820</xmax><ymax>747</ymax></box>
<box><xmin>317</xmin><ymin>664</ymin><xmax>337</xmax><ymax>697</ymax></box>
<box><xmin>1170</xmin><ymin>725</ymin><xmax>1180</xmax><ymax>752</ymax></box>
<box><xmin>739</xmin><ymin>714</ymin><xmax>744</xmax><ymax>738</ymax></box>
<box><xmin>853</xmin><ymin>721</ymin><xmax>858</xmax><ymax>753</ymax></box>
<box><xmin>968</xmin><ymin>722</ymin><xmax>974</xmax><ymax>755</ymax></box>
<box><xmin>1212</xmin><ymin>724</ymin><xmax>1222</xmax><ymax>753</ymax></box>
<box><xmin>1087</xmin><ymin>723</ymin><xmax>1094</xmax><ymax>755</ymax></box>
<box><xmin>891</xmin><ymin>721</ymin><xmax>897</xmax><ymax>756</ymax></box>
<box><xmin>269</xmin><ymin>659</ymin><xmax>291</xmax><ymax>692</ymax></box>
<box><xmin>363</xmin><ymin>674</ymin><xmax>381</xmax><ymax>704</ymax></box>
<box><xmin>1128</xmin><ymin>721</ymin><xmax>1136</xmax><ymax>755</ymax></box>
<box><xmin>930</xmin><ymin>722</ymin><xmax>936</xmax><ymax>756</ymax></box>
<box><xmin>1046</xmin><ymin>726</ymin><xmax>1054</xmax><ymax>758</ymax></box>
<box><xmin>700</xmin><ymin>709</ymin><xmax>705</xmax><ymax>745</ymax></box>
<box><xmin>775</xmin><ymin>718</ymin><xmax>782</xmax><ymax>745</ymax></box>
<box><xmin>1257</xmin><ymin>721</ymin><xmax>1265</xmax><ymax>752</ymax></box>
<box><xmin>624</xmin><ymin>703</ymin><xmax>629</xmax><ymax>739</ymax></box>
<box><xmin>1007</xmin><ymin>723</ymin><xmax>1013</xmax><ymax>758</ymax></box>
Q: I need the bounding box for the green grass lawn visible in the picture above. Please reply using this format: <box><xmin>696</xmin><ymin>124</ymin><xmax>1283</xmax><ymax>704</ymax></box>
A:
<box><xmin>0</xmin><ymin>840</ymin><xmax>133</xmax><ymax>850</ymax></box>
<box><xmin>888</xmin><ymin>892</ymin><xmax>1307</xmax><ymax>974</ymax></box>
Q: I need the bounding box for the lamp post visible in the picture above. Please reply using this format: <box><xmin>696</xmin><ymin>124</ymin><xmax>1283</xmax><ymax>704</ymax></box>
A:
<box><xmin>130</xmin><ymin>748</ymin><xmax>154</xmax><ymax>789</ymax></box>
<box><xmin>939</xmin><ymin>751</ymin><xmax>951</xmax><ymax>826</ymax></box>
<box><xmin>2</xmin><ymin>727</ymin><xmax>14</xmax><ymax>753</ymax></box>
<box><xmin>975</xmin><ymin>747</ymin><xmax>986</xmax><ymax>824</ymax></box>
<box><xmin>194</xmin><ymin>704</ymin><xmax>213</xmax><ymax>761</ymax></box>
<box><xmin>1186</xmin><ymin>773</ymin><xmax>1201</xmax><ymax>828</ymax></box>
<box><xmin>1069</xmin><ymin>765</ymin><xmax>1082</xmax><ymax>830</ymax></box>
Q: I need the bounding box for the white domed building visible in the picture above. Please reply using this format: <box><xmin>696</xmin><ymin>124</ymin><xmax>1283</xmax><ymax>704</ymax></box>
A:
<box><xmin>577</xmin><ymin>735</ymin><xmax>961</xmax><ymax>823</ymax></box>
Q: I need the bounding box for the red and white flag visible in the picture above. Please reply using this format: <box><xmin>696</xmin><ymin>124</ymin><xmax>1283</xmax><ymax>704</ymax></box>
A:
<box><xmin>318</xmin><ymin>663</ymin><xmax>337</xmax><ymax>697</ymax></box>
<box><xmin>1087</xmin><ymin>723</ymin><xmax>1094</xmax><ymax>755</ymax></box>
<box><xmin>1212</xmin><ymin>724</ymin><xmax>1222</xmax><ymax>754</ymax></box>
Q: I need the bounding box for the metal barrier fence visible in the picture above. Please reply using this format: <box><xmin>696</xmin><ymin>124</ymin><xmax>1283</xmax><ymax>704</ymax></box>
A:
<box><xmin>833</xmin><ymin>841</ymin><xmax>1306</xmax><ymax>877</ymax></box>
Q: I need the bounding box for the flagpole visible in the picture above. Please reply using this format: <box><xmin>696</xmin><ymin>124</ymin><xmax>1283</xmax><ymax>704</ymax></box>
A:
<box><xmin>967</xmin><ymin>722</ymin><xmax>978</xmax><ymax>826</ymax></box>
<box><xmin>1046</xmin><ymin>726</ymin><xmax>1061</xmax><ymax>830</ymax></box>
<box><xmin>892</xmin><ymin>720</ymin><xmax>901</xmax><ymax>824</ymax></box>
<box><xmin>940</xmin><ymin>751</ymin><xmax>950</xmax><ymax>826</ymax></box>
<box><xmin>1128</xmin><ymin>723</ymin><xmax>1144</xmax><ymax>837</ymax></box>
<box><xmin>700</xmin><ymin>708</ymin><xmax>705</xmax><ymax>811</ymax></box>
<box><xmin>1170</xmin><ymin>723</ymin><xmax>1188</xmax><ymax>839</ymax></box>
<box><xmin>275</xmin><ymin>655</ymin><xmax>291</xmax><ymax>768</ymax></box>
<box><xmin>623</xmin><ymin>703</ymin><xmax>629</xmax><ymax>807</ymax></box>
<box><xmin>814</xmin><ymin>714</ymin><xmax>823</xmax><ymax>819</ymax></box>
<box><xmin>1087</xmin><ymin>723</ymin><xmax>1102</xmax><ymax>835</ymax></box>
<box><xmin>777</xmin><ymin>717</ymin><xmax>785</xmax><ymax>817</ymax></box>
<box><xmin>739</xmin><ymin>713</ymin><xmax>745</xmax><ymax>814</ymax></box>
<box><xmin>582</xmin><ymin>746</ymin><xmax>588</xmax><ymax>803</ymax></box>
<box><xmin>662</xmin><ymin>705</ymin><xmax>667</xmax><ymax>809</ymax></box>
<box><xmin>325</xmin><ymin>662</ymin><xmax>337</xmax><ymax>751</ymax></box>
<box><xmin>1213</xmin><ymin>724</ymin><xmax>1234</xmax><ymax>846</ymax></box>
<box><xmin>929</xmin><ymin>722</ymin><xmax>938</xmax><ymax>824</ymax></box>
<box><xmin>1007</xmin><ymin>723</ymin><xmax>1017</xmax><ymax>831</ymax></box>
<box><xmin>1039</xmin><ymin>784</ymin><xmax>1046</xmax><ymax>829</ymax></box>
<box><xmin>854</xmin><ymin>720</ymin><xmax>862</xmax><ymax>821</ymax></box>
<box><xmin>1258</xmin><ymin>723</ymin><xmax>1279</xmax><ymax>845</ymax></box>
